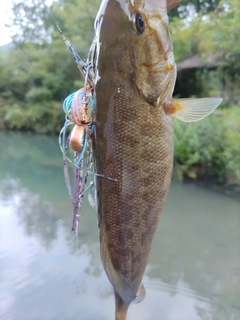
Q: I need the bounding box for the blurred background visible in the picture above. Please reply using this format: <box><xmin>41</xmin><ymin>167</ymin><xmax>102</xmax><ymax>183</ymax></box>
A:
<box><xmin>0</xmin><ymin>1</ymin><xmax>240</xmax><ymax>320</ymax></box>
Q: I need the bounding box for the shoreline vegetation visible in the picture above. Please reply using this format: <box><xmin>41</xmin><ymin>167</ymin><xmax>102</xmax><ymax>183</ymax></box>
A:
<box><xmin>0</xmin><ymin>0</ymin><xmax>239</xmax><ymax>191</ymax></box>
<box><xmin>174</xmin><ymin>107</ymin><xmax>240</xmax><ymax>192</ymax></box>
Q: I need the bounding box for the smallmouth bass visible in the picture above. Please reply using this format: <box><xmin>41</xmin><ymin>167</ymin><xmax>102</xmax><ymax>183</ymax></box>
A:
<box><xmin>93</xmin><ymin>0</ymin><xmax>222</xmax><ymax>319</ymax></box>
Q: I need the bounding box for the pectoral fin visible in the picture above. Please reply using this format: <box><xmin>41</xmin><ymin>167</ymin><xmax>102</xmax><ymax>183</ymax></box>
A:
<box><xmin>163</xmin><ymin>98</ymin><xmax>223</xmax><ymax>122</ymax></box>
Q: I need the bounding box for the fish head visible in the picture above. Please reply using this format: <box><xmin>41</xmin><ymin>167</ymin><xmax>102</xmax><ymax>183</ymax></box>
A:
<box><xmin>95</xmin><ymin>0</ymin><xmax>178</xmax><ymax>106</ymax></box>
<box><xmin>130</xmin><ymin>0</ymin><xmax>177</xmax><ymax>106</ymax></box>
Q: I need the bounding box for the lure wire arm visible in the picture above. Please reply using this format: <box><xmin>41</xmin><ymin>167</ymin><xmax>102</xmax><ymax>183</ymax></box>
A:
<box><xmin>56</xmin><ymin>25</ymin><xmax>95</xmax><ymax>87</ymax></box>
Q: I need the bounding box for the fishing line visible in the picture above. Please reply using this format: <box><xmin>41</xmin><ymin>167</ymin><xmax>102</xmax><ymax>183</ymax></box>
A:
<box><xmin>89</xmin><ymin>172</ymin><xmax>118</xmax><ymax>182</ymax></box>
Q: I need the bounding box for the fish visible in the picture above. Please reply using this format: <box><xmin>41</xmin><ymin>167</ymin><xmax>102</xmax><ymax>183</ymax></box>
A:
<box><xmin>93</xmin><ymin>0</ymin><xmax>222</xmax><ymax>319</ymax></box>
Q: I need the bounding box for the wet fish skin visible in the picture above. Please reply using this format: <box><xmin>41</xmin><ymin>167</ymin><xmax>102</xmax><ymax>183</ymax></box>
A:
<box><xmin>94</xmin><ymin>0</ymin><xmax>174</xmax><ymax>313</ymax></box>
<box><xmin>93</xmin><ymin>0</ymin><xmax>222</xmax><ymax>319</ymax></box>
<box><xmin>95</xmin><ymin>78</ymin><xmax>173</xmax><ymax>316</ymax></box>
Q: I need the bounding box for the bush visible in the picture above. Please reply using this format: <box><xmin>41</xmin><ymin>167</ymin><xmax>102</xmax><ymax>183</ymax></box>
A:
<box><xmin>174</xmin><ymin>107</ymin><xmax>240</xmax><ymax>185</ymax></box>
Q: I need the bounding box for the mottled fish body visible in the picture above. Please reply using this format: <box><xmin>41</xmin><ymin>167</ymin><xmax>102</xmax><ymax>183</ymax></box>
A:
<box><xmin>93</xmin><ymin>0</ymin><xmax>222</xmax><ymax>319</ymax></box>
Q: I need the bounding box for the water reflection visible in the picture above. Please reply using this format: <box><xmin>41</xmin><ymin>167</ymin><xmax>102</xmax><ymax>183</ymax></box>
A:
<box><xmin>0</xmin><ymin>132</ymin><xmax>240</xmax><ymax>320</ymax></box>
<box><xmin>0</xmin><ymin>178</ymin><xmax>58</xmax><ymax>249</ymax></box>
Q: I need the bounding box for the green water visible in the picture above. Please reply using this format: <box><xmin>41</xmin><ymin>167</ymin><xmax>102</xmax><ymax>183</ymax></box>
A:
<box><xmin>0</xmin><ymin>132</ymin><xmax>240</xmax><ymax>320</ymax></box>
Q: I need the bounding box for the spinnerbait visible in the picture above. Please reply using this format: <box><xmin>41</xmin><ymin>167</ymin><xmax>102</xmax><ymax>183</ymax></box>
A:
<box><xmin>57</xmin><ymin>26</ymin><xmax>96</xmax><ymax>231</ymax></box>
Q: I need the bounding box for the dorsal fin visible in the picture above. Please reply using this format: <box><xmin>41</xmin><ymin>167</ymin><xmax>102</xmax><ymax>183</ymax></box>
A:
<box><xmin>167</xmin><ymin>0</ymin><xmax>182</xmax><ymax>10</ymax></box>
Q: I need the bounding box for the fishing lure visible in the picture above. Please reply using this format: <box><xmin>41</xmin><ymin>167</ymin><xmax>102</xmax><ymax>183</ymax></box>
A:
<box><xmin>57</xmin><ymin>26</ymin><xmax>96</xmax><ymax>231</ymax></box>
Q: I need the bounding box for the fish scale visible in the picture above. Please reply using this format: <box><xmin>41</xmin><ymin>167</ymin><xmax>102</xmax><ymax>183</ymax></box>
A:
<box><xmin>93</xmin><ymin>1</ymin><xmax>222</xmax><ymax>319</ymax></box>
<box><xmin>94</xmin><ymin>76</ymin><xmax>174</xmax><ymax>309</ymax></box>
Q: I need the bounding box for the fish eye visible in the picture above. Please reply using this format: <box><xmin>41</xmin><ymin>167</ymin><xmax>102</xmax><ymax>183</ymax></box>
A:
<box><xmin>135</xmin><ymin>13</ymin><xmax>145</xmax><ymax>34</ymax></box>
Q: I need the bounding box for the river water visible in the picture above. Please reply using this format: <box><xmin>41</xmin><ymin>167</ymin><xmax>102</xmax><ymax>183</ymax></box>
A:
<box><xmin>0</xmin><ymin>132</ymin><xmax>240</xmax><ymax>320</ymax></box>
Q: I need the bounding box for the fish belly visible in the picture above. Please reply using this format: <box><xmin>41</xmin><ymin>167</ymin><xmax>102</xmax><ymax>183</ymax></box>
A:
<box><xmin>94</xmin><ymin>83</ymin><xmax>174</xmax><ymax>298</ymax></box>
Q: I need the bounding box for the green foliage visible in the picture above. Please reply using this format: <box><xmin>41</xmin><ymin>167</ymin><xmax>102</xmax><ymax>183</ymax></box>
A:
<box><xmin>171</xmin><ymin>0</ymin><xmax>240</xmax><ymax>61</ymax></box>
<box><xmin>0</xmin><ymin>42</ymin><xmax>74</xmax><ymax>133</ymax></box>
<box><xmin>0</xmin><ymin>0</ymin><xmax>100</xmax><ymax>133</ymax></box>
<box><xmin>174</xmin><ymin>107</ymin><xmax>240</xmax><ymax>185</ymax></box>
<box><xmin>170</xmin><ymin>16</ymin><xmax>204</xmax><ymax>62</ymax></box>
<box><xmin>9</xmin><ymin>0</ymin><xmax>54</xmax><ymax>44</ymax></box>
<box><xmin>168</xmin><ymin>0</ymin><xmax>220</xmax><ymax>19</ymax></box>
<box><xmin>171</xmin><ymin>0</ymin><xmax>240</xmax><ymax>103</ymax></box>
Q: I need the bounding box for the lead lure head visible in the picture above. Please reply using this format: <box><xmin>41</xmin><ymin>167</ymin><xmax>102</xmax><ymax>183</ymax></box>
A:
<box><xmin>69</xmin><ymin>124</ymin><xmax>86</xmax><ymax>153</ymax></box>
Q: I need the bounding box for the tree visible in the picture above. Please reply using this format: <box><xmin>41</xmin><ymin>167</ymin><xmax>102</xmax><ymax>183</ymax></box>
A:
<box><xmin>9</xmin><ymin>0</ymin><xmax>100</xmax><ymax>49</ymax></box>
<box><xmin>170</xmin><ymin>0</ymin><xmax>240</xmax><ymax>104</ymax></box>
<box><xmin>168</xmin><ymin>0</ymin><xmax>221</xmax><ymax>18</ymax></box>
<box><xmin>9</xmin><ymin>0</ymin><xmax>55</xmax><ymax>44</ymax></box>
<box><xmin>0</xmin><ymin>0</ymin><xmax>101</xmax><ymax>133</ymax></box>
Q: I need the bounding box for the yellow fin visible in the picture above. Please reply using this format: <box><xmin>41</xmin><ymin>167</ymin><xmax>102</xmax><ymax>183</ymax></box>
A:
<box><xmin>170</xmin><ymin>98</ymin><xmax>223</xmax><ymax>122</ymax></box>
